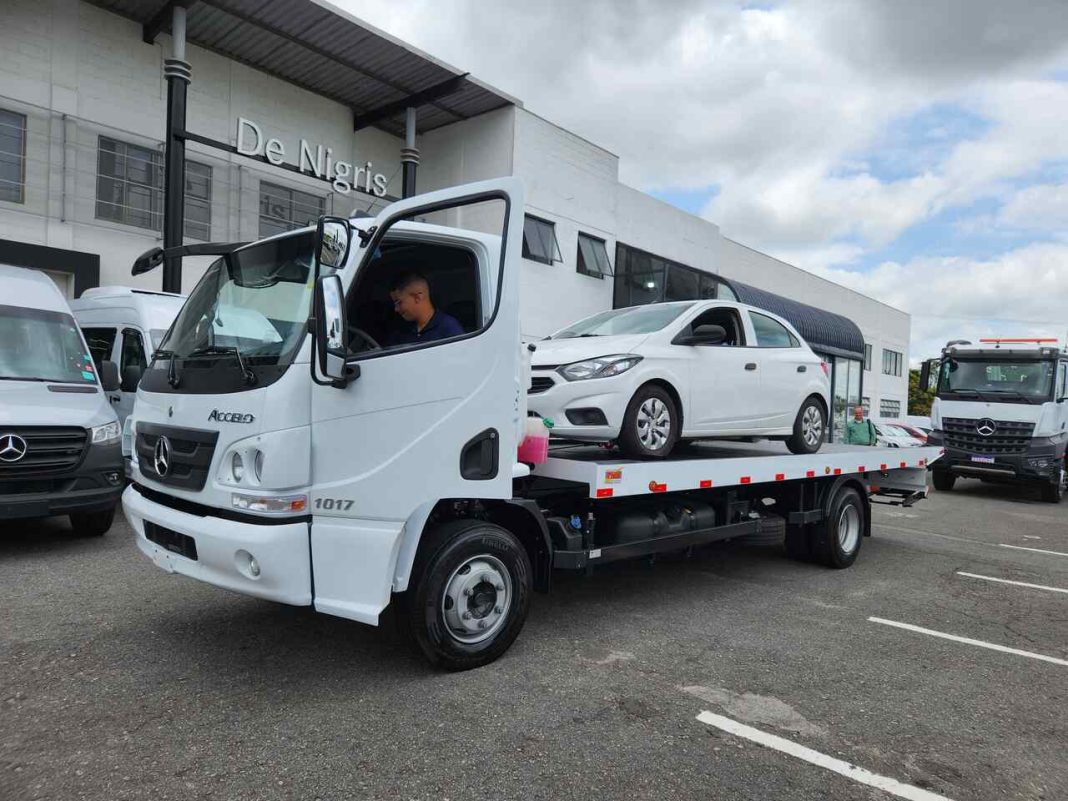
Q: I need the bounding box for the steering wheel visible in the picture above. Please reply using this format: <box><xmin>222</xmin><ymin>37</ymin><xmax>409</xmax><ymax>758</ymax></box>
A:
<box><xmin>347</xmin><ymin>325</ymin><xmax>381</xmax><ymax>352</ymax></box>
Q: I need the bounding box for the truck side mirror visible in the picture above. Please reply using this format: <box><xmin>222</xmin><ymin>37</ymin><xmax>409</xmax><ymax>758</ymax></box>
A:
<box><xmin>313</xmin><ymin>274</ymin><xmax>350</xmax><ymax>385</ymax></box>
<box><xmin>314</xmin><ymin>216</ymin><xmax>353</xmax><ymax>277</ymax></box>
<box><xmin>121</xmin><ymin>365</ymin><xmax>143</xmax><ymax>393</ymax></box>
<box><xmin>674</xmin><ymin>324</ymin><xmax>727</xmax><ymax>347</ymax></box>
<box><xmin>919</xmin><ymin>360</ymin><xmax>931</xmax><ymax>393</ymax></box>
<box><xmin>100</xmin><ymin>360</ymin><xmax>120</xmax><ymax>392</ymax></box>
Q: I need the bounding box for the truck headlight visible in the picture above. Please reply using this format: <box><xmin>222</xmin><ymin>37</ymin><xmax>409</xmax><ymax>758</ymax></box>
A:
<box><xmin>232</xmin><ymin>492</ymin><xmax>307</xmax><ymax>515</ymax></box>
<box><xmin>90</xmin><ymin>421</ymin><xmax>121</xmax><ymax>444</ymax></box>
<box><xmin>559</xmin><ymin>355</ymin><xmax>642</xmax><ymax>381</ymax></box>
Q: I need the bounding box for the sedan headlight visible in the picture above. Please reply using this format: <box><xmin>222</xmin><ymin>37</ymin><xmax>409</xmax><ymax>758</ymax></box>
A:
<box><xmin>90</xmin><ymin>421</ymin><xmax>121</xmax><ymax>444</ymax></box>
<box><xmin>558</xmin><ymin>355</ymin><xmax>643</xmax><ymax>382</ymax></box>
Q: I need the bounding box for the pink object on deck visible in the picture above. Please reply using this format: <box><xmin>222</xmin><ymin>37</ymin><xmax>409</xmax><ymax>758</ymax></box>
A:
<box><xmin>517</xmin><ymin>434</ymin><xmax>550</xmax><ymax>465</ymax></box>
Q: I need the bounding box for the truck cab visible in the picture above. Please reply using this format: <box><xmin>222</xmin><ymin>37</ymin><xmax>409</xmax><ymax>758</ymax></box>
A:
<box><xmin>922</xmin><ymin>338</ymin><xmax>1068</xmax><ymax>502</ymax></box>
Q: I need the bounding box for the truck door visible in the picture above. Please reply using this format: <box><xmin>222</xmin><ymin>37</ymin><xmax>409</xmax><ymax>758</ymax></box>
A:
<box><xmin>308</xmin><ymin>179</ymin><xmax>524</xmax><ymax>625</ymax></box>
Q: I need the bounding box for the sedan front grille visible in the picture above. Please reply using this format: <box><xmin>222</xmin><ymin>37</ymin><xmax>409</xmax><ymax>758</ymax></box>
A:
<box><xmin>942</xmin><ymin>417</ymin><xmax>1035</xmax><ymax>455</ymax></box>
<box><xmin>0</xmin><ymin>427</ymin><xmax>87</xmax><ymax>475</ymax></box>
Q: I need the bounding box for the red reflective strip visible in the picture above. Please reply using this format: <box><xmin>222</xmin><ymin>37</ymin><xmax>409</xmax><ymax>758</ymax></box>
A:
<box><xmin>900</xmin><ymin>461</ymin><xmax>907</xmax><ymax>468</ymax></box>
<box><xmin>919</xmin><ymin>459</ymin><xmax>926</xmax><ymax>467</ymax></box>
<box><xmin>806</xmin><ymin>470</ymin><xmax>815</xmax><ymax>478</ymax></box>
<box><xmin>775</xmin><ymin>473</ymin><xmax>785</xmax><ymax>481</ymax></box>
<box><xmin>650</xmin><ymin>482</ymin><xmax>667</xmax><ymax>493</ymax></box>
<box><xmin>596</xmin><ymin>488</ymin><xmax>613</xmax><ymax>498</ymax></box>
<box><xmin>740</xmin><ymin>476</ymin><xmax>751</xmax><ymax>484</ymax></box>
<box><xmin>880</xmin><ymin>463</ymin><xmax>887</xmax><ymax>471</ymax></box>
<box><xmin>858</xmin><ymin>466</ymin><xmax>866</xmax><ymax>473</ymax></box>
<box><xmin>699</xmin><ymin>480</ymin><xmax>713</xmax><ymax>489</ymax></box>
<box><xmin>833</xmin><ymin>468</ymin><xmax>842</xmax><ymax>475</ymax></box>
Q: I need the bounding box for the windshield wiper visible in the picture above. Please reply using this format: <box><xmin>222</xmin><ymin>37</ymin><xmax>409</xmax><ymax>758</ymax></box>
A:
<box><xmin>984</xmin><ymin>389</ymin><xmax>1035</xmax><ymax>405</ymax></box>
<box><xmin>186</xmin><ymin>344</ymin><xmax>257</xmax><ymax>386</ymax></box>
<box><xmin>0</xmin><ymin>376</ymin><xmax>77</xmax><ymax>383</ymax></box>
<box><xmin>154</xmin><ymin>348</ymin><xmax>181</xmax><ymax>389</ymax></box>
<box><xmin>945</xmin><ymin>387</ymin><xmax>988</xmax><ymax>401</ymax></box>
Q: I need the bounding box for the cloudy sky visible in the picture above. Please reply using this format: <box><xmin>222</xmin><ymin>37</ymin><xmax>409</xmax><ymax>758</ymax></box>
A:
<box><xmin>338</xmin><ymin>0</ymin><xmax>1068</xmax><ymax>362</ymax></box>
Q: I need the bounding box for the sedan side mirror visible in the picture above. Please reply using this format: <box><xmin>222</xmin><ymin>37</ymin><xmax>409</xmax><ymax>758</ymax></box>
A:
<box><xmin>313</xmin><ymin>273</ymin><xmax>352</xmax><ymax>387</ymax></box>
<box><xmin>121</xmin><ymin>365</ymin><xmax>143</xmax><ymax>393</ymax></box>
<box><xmin>100</xmin><ymin>360</ymin><xmax>120</xmax><ymax>392</ymax></box>
<box><xmin>674</xmin><ymin>324</ymin><xmax>727</xmax><ymax>347</ymax></box>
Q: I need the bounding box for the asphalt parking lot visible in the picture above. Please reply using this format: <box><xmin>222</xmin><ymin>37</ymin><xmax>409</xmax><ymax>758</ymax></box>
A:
<box><xmin>1</xmin><ymin>479</ymin><xmax>1065</xmax><ymax>801</ymax></box>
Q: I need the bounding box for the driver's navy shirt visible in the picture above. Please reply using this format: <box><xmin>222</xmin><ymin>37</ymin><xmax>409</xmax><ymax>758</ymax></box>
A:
<box><xmin>389</xmin><ymin>310</ymin><xmax>464</xmax><ymax>346</ymax></box>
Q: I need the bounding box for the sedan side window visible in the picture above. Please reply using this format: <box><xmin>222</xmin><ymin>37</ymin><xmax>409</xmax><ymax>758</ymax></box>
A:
<box><xmin>749</xmin><ymin>312</ymin><xmax>799</xmax><ymax>348</ymax></box>
<box><xmin>686</xmin><ymin>307</ymin><xmax>745</xmax><ymax>346</ymax></box>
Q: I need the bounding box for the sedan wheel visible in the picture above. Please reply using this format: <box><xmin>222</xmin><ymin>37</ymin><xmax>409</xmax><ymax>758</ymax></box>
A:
<box><xmin>620</xmin><ymin>384</ymin><xmax>680</xmax><ymax>459</ymax></box>
<box><xmin>786</xmin><ymin>397</ymin><xmax>825</xmax><ymax>455</ymax></box>
<box><xmin>636</xmin><ymin>397</ymin><xmax>672</xmax><ymax>451</ymax></box>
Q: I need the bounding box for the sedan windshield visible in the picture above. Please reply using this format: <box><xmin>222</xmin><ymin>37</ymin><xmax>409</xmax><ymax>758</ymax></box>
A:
<box><xmin>0</xmin><ymin>304</ymin><xmax>97</xmax><ymax>384</ymax></box>
<box><xmin>552</xmin><ymin>303</ymin><xmax>693</xmax><ymax>339</ymax></box>
<box><xmin>939</xmin><ymin>359</ymin><xmax>1055</xmax><ymax>402</ymax></box>
<box><xmin>159</xmin><ymin>232</ymin><xmax>316</xmax><ymax>366</ymax></box>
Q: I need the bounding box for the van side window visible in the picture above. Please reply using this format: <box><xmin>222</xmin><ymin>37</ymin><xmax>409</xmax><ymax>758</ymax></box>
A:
<box><xmin>120</xmin><ymin>329</ymin><xmax>147</xmax><ymax>373</ymax></box>
<box><xmin>749</xmin><ymin>312</ymin><xmax>799</xmax><ymax>348</ymax></box>
<box><xmin>82</xmin><ymin>327</ymin><xmax>117</xmax><ymax>371</ymax></box>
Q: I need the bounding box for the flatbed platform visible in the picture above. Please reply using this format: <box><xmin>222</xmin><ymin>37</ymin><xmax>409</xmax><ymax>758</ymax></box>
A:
<box><xmin>533</xmin><ymin>440</ymin><xmax>943</xmax><ymax>499</ymax></box>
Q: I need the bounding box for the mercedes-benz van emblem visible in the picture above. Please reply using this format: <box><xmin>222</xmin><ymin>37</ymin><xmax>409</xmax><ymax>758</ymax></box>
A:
<box><xmin>976</xmin><ymin>418</ymin><xmax>997</xmax><ymax>437</ymax></box>
<box><xmin>153</xmin><ymin>436</ymin><xmax>172</xmax><ymax>477</ymax></box>
<box><xmin>0</xmin><ymin>434</ymin><xmax>28</xmax><ymax>463</ymax></box>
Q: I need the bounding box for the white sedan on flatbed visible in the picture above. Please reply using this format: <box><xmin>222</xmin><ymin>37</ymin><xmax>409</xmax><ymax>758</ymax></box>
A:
<box><xmin>527</xmin><ymin>300</ymin><xmax>831</xmax><ymax>459</ymax></box>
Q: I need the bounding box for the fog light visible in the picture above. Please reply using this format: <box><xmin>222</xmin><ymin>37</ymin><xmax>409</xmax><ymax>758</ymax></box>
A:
<box><xmin>234</xmin><ymin>549</ymin><xmax>261</xmax><ymax>579</ymax></box>
<box><xmin>248</xmin><ymin>557</ymin><xmax>261</xmax><ymax>577</ymax></box>
<box><xmin>104</xmin><ymin>471</ymin><xmax>121</xmax><ymax>486</ymax></box>
<box><xmin>231</xmin><ymin>452</ymin><xmax>245</xmax><ymax>482</ymax></box>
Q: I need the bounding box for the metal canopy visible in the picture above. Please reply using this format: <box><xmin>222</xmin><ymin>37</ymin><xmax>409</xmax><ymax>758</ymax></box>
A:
<box><xmin>86</xmin><ymin>0</ymin><xmax>519</xmax><ymax>137</ymax></box>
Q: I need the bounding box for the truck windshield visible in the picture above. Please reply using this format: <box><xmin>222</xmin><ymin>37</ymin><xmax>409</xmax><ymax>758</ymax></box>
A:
<box><xmin>552</xmin><ymin>303</ymin><xmax>694</xmax><ymax>339</ymax></box>
<box><xmin>939</xmin><ymin>358</ymin><xmax>1055</xmax><ymax>402</ymax></box>
<box><xmin>159</xmin><ymin>232</ymin><xmax>316</xmax><ymax>368</ymax></box>
<box><xmin>0</xmin><ymin>304</ymin><xmax>97</xmax><ymax>384</ymax></box>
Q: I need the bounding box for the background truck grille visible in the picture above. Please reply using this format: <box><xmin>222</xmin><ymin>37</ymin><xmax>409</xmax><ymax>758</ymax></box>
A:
<box><xmin>942</xmin><ymin>417</ymin><xmax>1035</xmax><ymax>455</ymax></box>
<box><xmin>135</xmin><ymin>423</ymin><xmax>219</xmax><ymax>491</ymax></box>
<box><xmin>0</xmin><ymin>427</ymin><xmax>87</xmax><ymax>475</ymax></box>
<box><xmin>529</xmin><ymin>375</ymin><xmax>555</xmax><ymax>394</ymax></box>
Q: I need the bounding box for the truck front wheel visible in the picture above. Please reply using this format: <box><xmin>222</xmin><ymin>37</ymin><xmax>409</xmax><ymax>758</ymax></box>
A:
<box><xmin>932</xmin><ymin>470</ymin><xmax>956</xmax><ymax>492</ymax></box>
<box><xmin>407</xmin><ymin>520</ymin><xmax>532</xmax><ymax>671</ymax></box>
<box><xmin>1039</xmin><ymin>466</ymin><xmax>1065</xmax><ymax>504</ymax></box>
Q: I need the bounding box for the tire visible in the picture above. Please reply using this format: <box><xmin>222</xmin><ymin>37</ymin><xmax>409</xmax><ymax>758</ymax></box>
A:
<box><xmin>811</xmin><ymin>486</ymin><xmax>864</xmax><ymax>569</ymax></box>
<box><xmin>1039</xmin><ymin>466</ymin><xmax>1065</xmax><ymax>503</ymax></box>
<box><xmin>406</xmin><ymin>519</ymin><xmax>532</xmax><ymax>671</ymax></box>
<box><xmin>69</xmin><ymin>507</ymin><xmax>115</xmax><ymax>537</ymax></box>
<box><xmin>618</xmin><ymin>384</ymin><xmax>680</xmax><ymax>459</ymax></box>
<box><xmin>932</xmin><ymin>470</ymin><xmax>956</xmax><ymax>492</ymax></box>
<box><xmin>785</xmin><ymin>397</ymin><xmax>825</xmax><ymax>455</ymax></box>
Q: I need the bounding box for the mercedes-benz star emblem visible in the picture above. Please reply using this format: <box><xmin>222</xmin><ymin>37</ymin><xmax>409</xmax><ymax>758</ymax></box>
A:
<box><xmin>153</xmin><ymin>435</ymin><xmax>172</xmax><ymax>477</ymax></box>
<box><xmin>0</xmin><ymin>434</ymin><xmax>28</xmax><ymax>463</ymax></box>
<box><xmin>976</xmin><ymin>418</ymin><xmax>997</xmax><ymax>437</ymax></box>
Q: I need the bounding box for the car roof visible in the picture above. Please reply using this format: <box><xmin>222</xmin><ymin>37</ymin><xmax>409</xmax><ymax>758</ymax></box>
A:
<box><xmin>0</xmin><ymin>265</ymin><xmax>71</xmax><ymax>313</ymax></box>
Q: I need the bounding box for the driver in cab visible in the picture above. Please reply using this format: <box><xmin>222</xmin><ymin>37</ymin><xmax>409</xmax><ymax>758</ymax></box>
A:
<box><xmin>387</xmin><ymin>272</ymin><xmax>463</xmax><ymax>346</ymax></box>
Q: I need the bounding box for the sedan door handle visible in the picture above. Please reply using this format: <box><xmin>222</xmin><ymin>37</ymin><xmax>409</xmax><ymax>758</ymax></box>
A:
<box><xmin>108</xmin><ymin>395</ymin><xmax>121</xmax><ymax>404</ymax></box>
<box><xmin>797</xmin><ymin>365</ymin><xmax>807</xmax><ymax>373</ymax></box>
<box><xmin>745</xmin><ymin>363</ymin><xmax>757</xmax><ymax>371</ymax></box>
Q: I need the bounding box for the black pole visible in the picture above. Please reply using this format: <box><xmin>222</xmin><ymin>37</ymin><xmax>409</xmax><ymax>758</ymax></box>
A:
<box><xmin>402</xmin><ymin>160</ymin><xmax>417</xmax><ymax>199</ymax></box>
<box><xmin>162</xmin><ymin>60</ymin><xmax>189</xmax><ymax>294</ymax></box>
<box><xmin>400</xmin><ymin>106</ymin><xmax>419</xmax><ymax>199</ymax></box>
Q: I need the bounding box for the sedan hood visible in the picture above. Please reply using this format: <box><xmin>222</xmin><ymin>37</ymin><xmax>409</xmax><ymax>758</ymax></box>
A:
<box><xmin>530</xmin><ymin>334</ymin><xmax>650</xmax><ymax>367</ymax></box>
<box><xmin>0</xmin><ymin>381</ymin><xmax>114</xmax><ymax>428</ymax></box>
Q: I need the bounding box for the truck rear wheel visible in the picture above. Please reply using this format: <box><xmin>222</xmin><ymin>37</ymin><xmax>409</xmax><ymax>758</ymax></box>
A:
<box><xmin>811</xmin><ymin>486</ymin><xmax>863</xmax><ymax>568</ymax></box>
<box><xmin>932</xmin><ymin>470</ymin><xmax>956</xmax><ymax>491</ymax></box>
<box><xmin>69</xmin><ymin>508</ymin><xmax>115</xmax><ymax>537</ymax></box>
<box><xmin>406</xmin><ymin>519</ymin><xmax>532</xmax><ymax>671</ymax></box>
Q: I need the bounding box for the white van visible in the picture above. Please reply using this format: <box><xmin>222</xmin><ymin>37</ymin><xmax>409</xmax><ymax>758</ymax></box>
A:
<box><xmin>0</xmin><ymin>266</ymin><xmax>125</xmax><ymax>535</ymax></box>
<box><xmin>70</xmin><ymin>287</ymin><xmax>186</xmax><ymax>427</ymax></box>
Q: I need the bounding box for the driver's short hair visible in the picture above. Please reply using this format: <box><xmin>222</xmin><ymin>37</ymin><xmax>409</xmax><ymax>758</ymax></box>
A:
<box><xmin>391</xmin><ymin>271</ymin><xmax>430</xmax><ymax>295</ymax></box>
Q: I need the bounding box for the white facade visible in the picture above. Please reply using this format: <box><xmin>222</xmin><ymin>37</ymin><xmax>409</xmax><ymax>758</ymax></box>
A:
<box><xmin>0</xmin><ymin>0</ymin><xmax>909</xmax><ymax>426</ymax></box>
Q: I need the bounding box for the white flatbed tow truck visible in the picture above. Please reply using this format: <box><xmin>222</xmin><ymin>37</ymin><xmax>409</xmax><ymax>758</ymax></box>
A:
<box><xmin>121</xmin><ymin>177</ymin><xmax>942</xmax><ymax>670</ymax></box>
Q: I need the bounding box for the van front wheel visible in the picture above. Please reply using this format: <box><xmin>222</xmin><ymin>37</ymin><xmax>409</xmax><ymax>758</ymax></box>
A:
<box><xmin>69</xmin><ymin>508</ymin><xmax>115</xmax><ymax>537</ymax></box>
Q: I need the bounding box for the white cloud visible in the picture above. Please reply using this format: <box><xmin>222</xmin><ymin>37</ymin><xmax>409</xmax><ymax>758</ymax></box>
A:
<box><xmin>998</xmin><ymin>183</ymin><xmax>1068</xmax><ymax>233</ymax></box>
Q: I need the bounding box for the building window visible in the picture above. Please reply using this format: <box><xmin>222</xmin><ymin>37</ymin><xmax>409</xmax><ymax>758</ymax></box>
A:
<box><xmin>861</xmin><ymin>396</ymin><xmax>871</xmax><ymax>414</ymax></box>
<box><xmin>259</xmin><ymin>181</ymin><xmax>325</xmax><ymax>238</ymax></box>
<box><xmin>864</xmin><ymin>343</ymin><xmax>872</xmax><ymax>371</ymax></box>
<box><xmin>882</xmin><ymin>348</ymin><xmax>903</xmax><ymax>377</ymax></box>
<box><xmin>95</xmin><ymin>136</ymin><xmax>212</xmax><ymax>238</ymax></box>
<box><xmin>576</xmin><ymin>232</ymin><xmax>612</xmax><ymax>278</ymax></box>
<box><xmin>613</xmin><ymin>242</ymin><xmax>733</xmax><ymax>308</ymax></box>
<box><xmin>522</xmin><ymin>215</ymin><xmax>562</xmax><ymax>265</ymax></box>
<box><xmin>0</xmin><ymin>109</ymin><xmax>26</xmax><ymax>204</ymax></box>
<box><xmin>880</xmin><ymin>398</ymin><xmax>901</xmax><ymax>418</ymax></box>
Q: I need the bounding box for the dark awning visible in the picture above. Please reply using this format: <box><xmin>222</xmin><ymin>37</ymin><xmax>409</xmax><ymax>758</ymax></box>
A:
<box><xmin>86</xmin><ymin>0</ymin><xmax>519</xmax><ymax>137</ymax></box>
<box><xmin>727</xmin><ymin>280</ymin><xmax>865</xmax><ymax>360</ymax></box>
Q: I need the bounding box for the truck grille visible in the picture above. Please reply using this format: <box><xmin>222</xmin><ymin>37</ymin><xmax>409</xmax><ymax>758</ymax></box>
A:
<box><xmin>135</xmin><ymin>423</ymin><xmax>219</xmax><ymax>491</ymax></box>
<box><xmin>529</xmin><ymin>375</ymin><xmax>555</xmax><ymax>394</ymax></box>
<box><xmin>942</xmin><ymin>417</ymin><xmax>1035</xmax><ymax>455</ymax></box>
<box><xmin>0</xmin><ymin>427</ymin><xmax>87</xmax><ymax>475</ymax></box>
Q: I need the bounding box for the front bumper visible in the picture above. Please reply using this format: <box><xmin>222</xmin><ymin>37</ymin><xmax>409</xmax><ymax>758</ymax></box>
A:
<box><xmin>527</xmin><ymin>370</ymin><xmax>632</xmax><ymax>440</ymax></box>
<box><xmin>0</xmin><ymin>441</ymin><xmax>123</xmax><ymax>520</ymax></box>
<box><xmin>930</xmin><ymin>432</ymin><xmax>1065</xmax><ymax>483</ymax></box>
<box><xmin>123</xmin><ymin>484</ymin><xmax>312</xmax><ymax>606</ymax></box>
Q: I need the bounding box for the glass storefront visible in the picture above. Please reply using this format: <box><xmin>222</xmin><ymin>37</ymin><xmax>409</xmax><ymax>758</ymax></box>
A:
<box><xmin>828</xmin><ymin>355</ymin><xmax>863</xmax><ymax>442</ymax></box>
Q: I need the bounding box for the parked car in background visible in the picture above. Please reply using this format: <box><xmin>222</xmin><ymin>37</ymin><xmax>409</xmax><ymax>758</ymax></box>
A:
<box><xmin>874</xmin><ymin>422</ymin><xmax>925</xmax><ymax>448</ymax></box>
<box><xmin>884</xmin><ymin>420</ymin><xmax>928</xmax><ymax>443</ymax></box>
<box><xmin>905</xmin><ymin>414</ymin><xmax>933</xmax><ymax>435</ymax></box>
<box><xmin>528</xmin><ymin>300</ymin><xmax>831</xmax><ymax>458</ymax></box>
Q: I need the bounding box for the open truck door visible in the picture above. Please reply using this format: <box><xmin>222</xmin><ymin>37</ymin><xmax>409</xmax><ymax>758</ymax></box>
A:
<box><xmin>307</xmin><ymin>178</ymin><xmax>525</xmax><ymax>625</ymax></box>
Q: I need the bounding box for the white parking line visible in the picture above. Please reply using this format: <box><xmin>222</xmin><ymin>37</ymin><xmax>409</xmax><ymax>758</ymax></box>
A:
<box><xmin>868</xmin><ymin>617</ymin><xmax>1068</xmax><ymax>667</ymax></box>
<box><xmin>957</xmin><ymin>571</ymin><xmax>1068</xmax><ymax>595</ymax></box>
<box><xmin>998</xmin><ymin>543</ymin><xmax>1068</xmax><ymax>557</ymax></box>
<box><xmin>695</xmin><ymin>711</ymin><xmax>954</xmax><ymax>801</ymax></box>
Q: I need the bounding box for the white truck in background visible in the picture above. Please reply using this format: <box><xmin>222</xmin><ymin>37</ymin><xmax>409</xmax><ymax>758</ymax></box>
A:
<box><xmin>121</xmin><ymin>178</ymin><xmax>941</xmax><ymax>670</ymax></box>
<box><xmin>921</xmin><ymin>338</ymin><xmax>1068</xmax><ymax>502</ymax></box>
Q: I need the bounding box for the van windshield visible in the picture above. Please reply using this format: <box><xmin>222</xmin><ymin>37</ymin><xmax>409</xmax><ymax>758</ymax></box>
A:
<box><xmin>159</xmin><ymin>232</ymin><xmax>317</xmax><ymax>367</ymax></box>
<box><xmin>552</xmin><ymin>303</ymin><xmax>694</xmax><ymax>339</ymax></box>
<box><xmin>0</xmin><ymin>304</ymin><xmax>97</xmax><ymax>384</ymax></box>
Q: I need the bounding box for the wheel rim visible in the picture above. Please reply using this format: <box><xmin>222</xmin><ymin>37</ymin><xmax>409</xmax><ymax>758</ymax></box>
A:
<box><xmin>636</xmin><ymin>397</ymin><xmax>671</xmax><ymax>451</ymax></box>
<box><xmin>801</xmin><ymin>404</ymin><xmax>823</xmax><ymax>447</ymax></box>
<box><xmin>837</xmin><ymin>503</ymin><xmax>860</xmax><ymax>554</ymax></box>
<box><xmin>441</xmin><ymin>554</ymin><xmax>512</xmax><ymax>645</ymax></box>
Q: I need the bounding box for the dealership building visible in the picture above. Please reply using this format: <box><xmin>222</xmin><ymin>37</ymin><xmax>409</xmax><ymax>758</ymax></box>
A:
<box><xmin>0</xmin><ymin>0</ymin><xmax>910</xmax><ymax>438</ymax></box>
